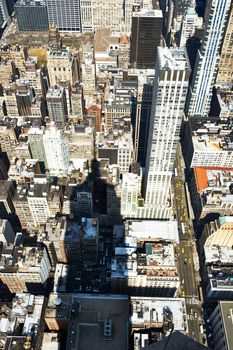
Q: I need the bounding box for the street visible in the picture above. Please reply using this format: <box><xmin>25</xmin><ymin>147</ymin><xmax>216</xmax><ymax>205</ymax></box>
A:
<box><xmin>173</xmin><ymin>144</ymin><xmax>206</xmax><ymax>345</ymax></box>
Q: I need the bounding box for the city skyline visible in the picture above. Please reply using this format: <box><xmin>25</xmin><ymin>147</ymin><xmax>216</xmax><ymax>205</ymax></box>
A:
<box><xmin>0</xmin><ymin>0</ymin><xmax>232</xmax><ymax>349</ymax></box>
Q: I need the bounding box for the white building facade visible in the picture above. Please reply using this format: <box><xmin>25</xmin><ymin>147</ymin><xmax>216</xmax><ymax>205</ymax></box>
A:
<box><xmin>186</xmin><ymin>0</ymin><xmax>231</xmax><ymax>116</ymax></box>
<box><xmin>179</xmin><ymin>7</ymin><xmax>203</xmax><ymax>47</ymax></box>
<box><xmin>142</xmin><ymin>47</ymin><xmax>190</xmax><ymax>219</ymax></box>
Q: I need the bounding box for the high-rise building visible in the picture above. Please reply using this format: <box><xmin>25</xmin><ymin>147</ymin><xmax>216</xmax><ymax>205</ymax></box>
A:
<box><xmin>0</xmin><ymin>58</ymin><xmax>15</xmax><ymax>86</ymax></box>
<box><xmin>15</xmin><ymin>80</ymin><xmax>34</xmax><ymax>116</ymax></box>
<box><xmin>81</xmin><ymin>42</ymin><xmax>96</xmax><ymax>97</ymax></box>
<box><xmin>0</xmin><ymin>245</ymin><xmax>51</xmax><ymax>293</ymax></box>
<box><xmin>47</xmin><ymin>48</ymin><xmax>78</xmax><ymax>87</ymax></box>
<box><xmin>80</xmin><ymin>218</ymin><xmax>99</xmax><ymax>267</ymax></box>
<box><xmin>121</xmin><ymin>172</ymin><xmax>142</xmax><ymax>219</ymax></box>
<box><xmin>216</xmin><ymin>0</ymin><xmax>233</xmax><ymax>84</ymax></box>
<box><xmin>179</xmin><ymin>7</ymin><xmax>203</xmax><ymax>47</ymax></box>
<box><xmin>46</xmin><ymin>0</ymin><xmax>81</xmax><ymax>32</ymax></box>
<box><xmin>28</xmin><ymin>127</ymin><xmax>48</xmax><ymax>169</ymax></box>
<box><xmin>3</xmin><ymin>86</ymin><xmax>19</xmax><ymax>116</ymax></box>
<box><xmin>43</xmin><ymin>125</ymin><xmax>69</xmax><ymax>176</ymax></box>
<box><xmin>22</xmin><ymin>57</ymin><xmax>42</xmax><ymax>96</ymax></box>
<box><xmin>87</xmin><ymin>0</ymin><xmax>124</xmax><ymax>32</ymax></box>
<box><xmin>0</xmin><ymin>125</ymin><xmax>17</xmax><ymax>161</ymax></box>
<box><xmin>124</xmin><ymin>0</ymin><xmax>142</xmax><ymax>33</ymax></box>
<box><xmin>130</xmin><ymin>9</ymin><xmax>163</xmax><ymax>69</ymax></box>
<box><xmin>210</xmin><ymin>301</ymin><xmax>233</xmax><ymax>350</ymax></box>
<box><xmin>186</xmin><ymin>0</ymin><xmax>232</xmax><ymax>117</ymax></box>
<box><xmin>169</xmin><ymin>0</ymin><xmax>195</xmax><ymax>37</ymax></box>
<box><xmin>80</xmin><ymin>0</ymin><xmax>93</xmax><ymax>32</ymax></box>
<box><xmin>142</xmin><ymin>47</ymin><xmax>190</xmax><ymax>219</ymax></box>
<box><xmin>0</xmin><ymin>0</ymin><xmax>9</xmax><ymax>29</ymax></box>
<box><xmin>15</xmin><ymin>0</ymin><xmax>49</xmax><ymax>32</ymax></box>
<box><xmin>5</xmin><ymin>0</ymin><xmax>16</xmax><ymax>16</ymax></box>
<box><xmin>46</xmin><ymin>87</ymin><xmax>68</xmax><ymax>128</ymax></box>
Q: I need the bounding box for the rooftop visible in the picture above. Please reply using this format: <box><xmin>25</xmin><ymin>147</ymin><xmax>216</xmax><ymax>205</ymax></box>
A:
<box><xmin>48</xmin><ymin>48</ymin><xmax>70</xmax><ymax>58</ymax></box>
<box><xmin>47</xmin><ymin>86</ymin><xmax>64</xmax><ymax>97</ymax></box>
<box><xmin>96</xmin><ymin>128</ymin><xmax>132</xmax><ymax>150</ymax></box>
<box><xmin>42</xmin><ymin>333</ymin><xmax>61</xmax><ymax>350</ymax></box>
<box><xmin>204</xmin><ymin>222</ymin><xmax>233</xmax><ymax>264</ymax></box>
<box><xmin>131</xmin><ymin>297</ymin><xmax>187</xmax><ymax>331</ymax></box>
<box><xmin>133</xmin><ymin>9</ymin><xmax>163</xmax><ymax>18</ymax></box>
<box><xmin>46</xmin><ymin>293</ymin><xmax>129</xmax><ymax>350</ymax></box>
<box><xmin>81</xmin><ymin>218</ymin><xmax>98</xmax><ymax>239</ymax></box>
<box><xmin>0</xmin><ymin>293</ymin><xmax>44</xmax><ymax>343</ymax></box>
<box><xmin>194</xmin><ymin>168</ymin><xmax>233</xmax><ymax>192</ymax></box>
<box><xmin>216</xmin><ymin>85</ymin><xmax>233</xmax><ymax>112</ymax></box>
<box><xmin>190</xmin><ymin>117</ymin><xmax>233</xmax><ymax>152</ymax></box>
<box><xmin>112</xmin><ymin>240</ymin><xmax>178</xmax><ymax>279</ymax></box>
<box><xmin>0</xmin><ymin>245</ymin><xmax>49</xmax><ymax>274</ymax></box>
<box><xmin>159</xmin><ymin>47</ymin><xmax>190</xmax><ymax>71</ymax></box>
<box><xmin>124</xmin><ymin>220</ymin><xmax>179</xmax><ymax>244</ymax></box>
<box><xmin>94</xmin><ymin>28</ymin><xmax>119</xmax><ymax>53</ymax></box>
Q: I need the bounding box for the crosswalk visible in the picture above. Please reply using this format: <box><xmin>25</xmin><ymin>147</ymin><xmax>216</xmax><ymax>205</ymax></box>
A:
<box><xmin>187</xmin><ymin>314</ymin><xmax>202</xmax><ymax>321</ymax></box>
<box><xmin>185</xmin><ymin>296</ymin><xmax>200</xmax><ymax>305</ymax></box>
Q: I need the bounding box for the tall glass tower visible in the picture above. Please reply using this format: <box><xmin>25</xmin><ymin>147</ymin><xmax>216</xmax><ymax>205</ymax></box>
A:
<box><xmin>46</xmin><ymin>0</ymin><xmax>81</xmax><ymax>32</ymax></box>
<box><xmin>186</xmin><ymin>0</ymin><xmax>232</xmax><ymax>117</ymax></box>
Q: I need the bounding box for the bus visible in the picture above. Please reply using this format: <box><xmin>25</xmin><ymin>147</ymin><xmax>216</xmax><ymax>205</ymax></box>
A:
<box><xmin>181</xmin><ymin>222</ymin><xmax>185</xmax><ymax>234</ymax></box>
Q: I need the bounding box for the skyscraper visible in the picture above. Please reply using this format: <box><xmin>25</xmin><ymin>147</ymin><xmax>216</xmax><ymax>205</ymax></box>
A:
<box><xmin>186</xmin><ymin>0</ymin><xmax>232</xmax><ymax>117</ymax></box>
<box><xmin>216</xmin><ymin>0</ymin><xmax>233</xmax><ymax>84</ymax></box>
<box><xmin>142</xmin><ymin>47</ymin><xmax>190</xmax><ymax>219</ymax></box>
<box><xmin>15</xmin><ymin>80</ymin><xmax>33</xmax><ymax>116</ymax></box>
<box><xmin>46</xmin><ymin>87</ymin><xmax>68</xmax><ymax>128</ymax></box>
<box><xmin>46</xmin><ymin>0</ymin><xmax>81</xmax><ymax>32</ymax></box>
<box><xmin>179</xmin><ymin>7</ymin><xmax>202</xmax><ymax>47</ymax></box>
<box><xmin>80</xmin><ymin>0</ymin><xmax>124</xmax><ymax>33</ymax></box>
<box><xmin>130</xmin><ymin>8</ymin><xmax>163</xmax><ymax>69</ymax></box>
<box><xmin>0</xmin><ymin>0</ymin><xmax>9</xmax><ymax>29</ymax></box>
<box><xmin>15</xmin><ymin>0</ymin><xmax>49</xmax><ymax>32</ymax></box>
<box><xmin>124</xmin><ymin>0</ymin><xmax>142</xmax><ymax>33</ymax></box>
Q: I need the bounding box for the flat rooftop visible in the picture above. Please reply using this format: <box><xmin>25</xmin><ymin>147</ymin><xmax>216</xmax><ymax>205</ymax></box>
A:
<box><xmin>131</xmin><ymin>297</ymin><xmax>186</xmax><ymax>331</ymax></box>
<box><xmin>124</xmin><ymin>220</ymin><xmax>179</xmax><ymax>244</ymax></box>
<box><xmin>194</xmin><ymin>168</ymin><xmax>233</xmax><ymax>192</ymax></box>
<box><xmin>190</xmin><ymin>117</ymin><xmax>233</xmax><ymax>152</ymax></box>
<box><xmin>133</xmin><ymin>9</ymin><xmax>163</xmax><ymax>18</ymax></box>
<box><xmin>204</xmin><ymin>221</ymin><xmax>233</xmax><ymax>265</ymax></box>
<box><xmin>42</xmin><ymin>333</ymin><xmax>61</xmax><ymax>350</ymax></box>
<box><xmin>55</xmin><ymin>293</ymin><xmax>129</xmax><ymax>350</ymax></box>
<box><xmin>158</xmin><ymin>47</ymin><xmax>189</xmax><ymax>71</ymax></box>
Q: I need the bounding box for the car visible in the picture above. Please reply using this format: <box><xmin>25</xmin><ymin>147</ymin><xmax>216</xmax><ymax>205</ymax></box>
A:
<box><xmin>182</xmin><ymin>247</ymin><xmax>185</xmax><ymax>254</ymax></box>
